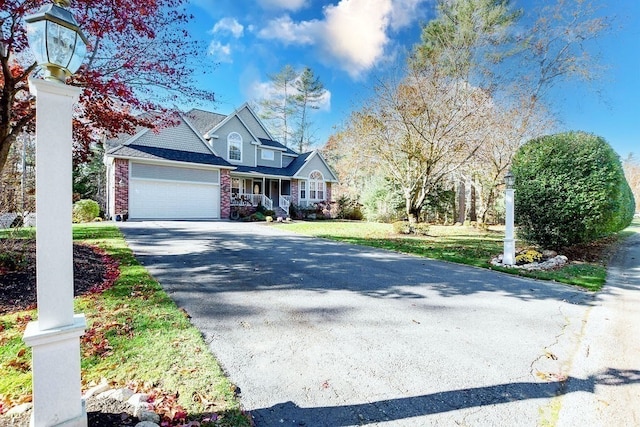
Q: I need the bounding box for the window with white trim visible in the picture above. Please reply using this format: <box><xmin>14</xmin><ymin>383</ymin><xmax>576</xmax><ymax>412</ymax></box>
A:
<box><xmin>261</xmin><ymin>149</ymin><xmax>274</xmax><ymax>160</ymax></box>
<box><xmin>228</xmin><ymin>132</ymin><xmax>242</xmax><ymax>162</ymax></box>
<box><xmin>303</xmin><ymin>170</ymin><xmax>325</xmax><ymax>201</ymax></box>
<box><xmin>300</xmin><ymin>180</ymin><xmax>306</xmax><ymax>199</ymax></box>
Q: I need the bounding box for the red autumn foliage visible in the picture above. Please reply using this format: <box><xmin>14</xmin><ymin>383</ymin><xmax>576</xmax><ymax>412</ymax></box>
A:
<box><xmin>0</xmin><ymin>0</ymin><xmax>215</xmax><ymax>172</ymax></box>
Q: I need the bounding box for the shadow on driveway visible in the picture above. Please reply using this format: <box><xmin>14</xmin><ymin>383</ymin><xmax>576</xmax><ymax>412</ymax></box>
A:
<box><xmin>119</xmin><ymin>222</ymin><xmax>594</xmax><ymax>307</ymax></box>
<box><xmin>251</xmin><ymin>369</ymin><xmax>640</xmax><ymax>426</ymax></box>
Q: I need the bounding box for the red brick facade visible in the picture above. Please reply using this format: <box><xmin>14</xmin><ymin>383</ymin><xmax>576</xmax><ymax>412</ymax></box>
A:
<box><xmin>326</xmin><ymin>182</ymin><xmax>332</xmax><ymax>203</ymax></box>
<box><xmin>220</xmin><ymin>169</ymin><xmax>231</xmax><ymax>218</ymax></box>
<box><xmin>291</xmin><ymin>180</ymin><xmax>299</xmax><ymax>205</ymax></box>
<box><xmin>114</xmin><ymin>159</ymin><xmax>129</xmax><ymax>217</ymax></box>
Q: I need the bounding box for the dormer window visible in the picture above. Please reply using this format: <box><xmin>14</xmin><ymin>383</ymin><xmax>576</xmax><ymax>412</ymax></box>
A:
<box><xmin>228</xmin><ymin>132</ymin><xmax>242</xmax><ymax>162</ymax></box>
<box><xmin>261</xmin><ymin>149</ymin><xmax>274</xmax><ymax>160</ymax></box>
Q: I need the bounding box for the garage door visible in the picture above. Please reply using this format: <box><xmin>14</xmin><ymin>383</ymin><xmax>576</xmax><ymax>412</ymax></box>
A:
<box><xmin>129</xmin><ymin>163</ymin><xmax>220</xmax><ymax>219</ymax></box>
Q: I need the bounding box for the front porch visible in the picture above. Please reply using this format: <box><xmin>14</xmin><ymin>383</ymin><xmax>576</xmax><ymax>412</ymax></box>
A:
<box><xmin>230</xmin><ymin>176</ymin><xmax>291</xmax><ymax>214</ymax></box>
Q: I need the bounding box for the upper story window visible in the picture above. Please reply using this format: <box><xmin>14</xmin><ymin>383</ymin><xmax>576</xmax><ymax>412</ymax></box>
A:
<box><xmin>308</xmin><ymin>170</ymin><xmax>325</xmax><ymax>200</ymax></box>
<box><xmin>228</xmin><ymin>132</ymin><xmax>242</xmax><ymax>162</ymax></box>
<box><xmin>261</xmin><ymin>149</ymin><xmax>274</xmax><ymax>161</ymax></box>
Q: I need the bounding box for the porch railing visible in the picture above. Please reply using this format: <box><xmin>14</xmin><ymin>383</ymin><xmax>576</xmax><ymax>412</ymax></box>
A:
<box><xmin>230</xmin><ymin>193</ymin><xmax>273</xmax><ymax>210</ymax></box>
<box><xmin>279</xmin><ymin>195</ymin><xmax>290</xmax><ymax>214</ymax></box>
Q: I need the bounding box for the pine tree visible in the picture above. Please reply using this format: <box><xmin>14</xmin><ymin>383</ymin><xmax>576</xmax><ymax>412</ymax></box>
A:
<box><xmin>293</xmin><ymin>67</ymin><xmax>326</xmax><ymax>153</ymax></box>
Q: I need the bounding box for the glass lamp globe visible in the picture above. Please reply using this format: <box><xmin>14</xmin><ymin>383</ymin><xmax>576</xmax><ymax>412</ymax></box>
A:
<box><xmin>24</xmin><ymin>0</ymin><xmax>88</xmax><ymax>82</ymax></box>
<box><xmin>504</xmin><ymin>170</ymin><xmax>515</xmax><ymax>189</ymax></box>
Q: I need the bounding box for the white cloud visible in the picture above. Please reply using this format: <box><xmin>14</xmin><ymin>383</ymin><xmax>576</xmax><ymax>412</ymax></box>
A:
<box><xmin>321</xmin><ymin>0</ymin><xmax>393</xmax><ymax>78</ymax></box>
<box><xmin>208</xmin><ymin>41</ymin><xmax>233</xmax><ymax>63</ymax></box>
<box><xmin>257</xmin><ymin>0</ymin><xmax>308</xmax><ymax>11</ymax></box>
<box><xmin>255</xmin><ymin>0</ymin><xmax>428</xmax><ymax>79</ymax></box>
<box><xmin>389</xmin><ymin>0</ymin><xmax>430</xmax><ymax>30</ymax></box>
<box><xmin>212</xmin><ymin>17</ymin><xmax>244</xmax><ymax>38</ymax></box>
<box><xmin>257</xmin><ymin>15</ymin><xmax>320</xmax><ymax>45</ymax></box>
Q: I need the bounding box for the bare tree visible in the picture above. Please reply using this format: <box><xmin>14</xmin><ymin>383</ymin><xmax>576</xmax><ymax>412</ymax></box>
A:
<box><xmin>623</xmin><ymin>154</ymin><xmax>640</xmax><ymax>213</ymax></box>
<box><xmin>345</xmin><ymin>66</ymin><xmax>495</xmax><ymax>223</ymax></box>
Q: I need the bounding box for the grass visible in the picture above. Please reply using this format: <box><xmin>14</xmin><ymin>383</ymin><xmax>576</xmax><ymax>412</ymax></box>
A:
<box><xmin>0</xmin><ymin>223</ymin><xmax>250</xmax><ymax>426</ymax></box>
<box><xmin>273</xmin><ymin>220</ymin><xmax>637</xmax><ymax>291</ymax></box>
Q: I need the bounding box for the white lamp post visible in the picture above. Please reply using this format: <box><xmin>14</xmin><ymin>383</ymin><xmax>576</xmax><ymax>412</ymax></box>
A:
<box><xmin>503</xmin><ymin>170</ymin><xmax>516</xmax><ymax>266</ymax></box>
<box><xmin>22</xmin><ymin>1</ymin><xmax>88</xmax><ymax>426</ymax></box>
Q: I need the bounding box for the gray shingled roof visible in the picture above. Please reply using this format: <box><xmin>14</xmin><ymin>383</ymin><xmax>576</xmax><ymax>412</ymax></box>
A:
<box><xmin>184</xmin><ymin>109</ymin><xmax>226</xmax><ymax>135</ymax></box>
<box><xmin>107</xmin><ymin>144</ymin><xmax>232</xmax><ymax>167</ymax></box>
<box><xmin>258</xmin><ymin>138</ymin><xmax>299</xmax><ymax>155</ymax></box>
<box><xmin>233</xmin><ymin>152</ymin><xmax>312</xmax><ymax>178</ymax></box>
<box><xmin>126</xmin><ymin>119</ymin><xmax>214</xmax><ymax>155</ymax></box>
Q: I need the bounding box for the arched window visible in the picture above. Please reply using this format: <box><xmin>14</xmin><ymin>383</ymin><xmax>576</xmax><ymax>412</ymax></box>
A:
<box><xmin>308</xmin><ymin>170</ymin><xmax>325</xmax><ymax>200</ymax></box>
<box><xmin>228</xmin><ymin>132</ymin><xmax>242</xmax><ymax>162</ymax></box>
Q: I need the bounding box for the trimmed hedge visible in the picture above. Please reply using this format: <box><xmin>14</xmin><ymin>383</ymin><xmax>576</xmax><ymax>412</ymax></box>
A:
<box><xmin>512</xmin><ymin>131</ymin><xmax>635</xmax><ymax>249</ymax></box>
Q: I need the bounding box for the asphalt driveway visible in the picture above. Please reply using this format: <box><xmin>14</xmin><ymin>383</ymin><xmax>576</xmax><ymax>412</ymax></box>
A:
<box><xmin>118</xmin><ymin>221</ymin><xmax>597</xmax><ymax>426</ymax></box>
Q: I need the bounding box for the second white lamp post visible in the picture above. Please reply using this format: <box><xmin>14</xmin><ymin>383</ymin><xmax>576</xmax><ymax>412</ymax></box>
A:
<box><xmin>503</xmin><ymin>170</ymin><xmax>516</xmax><ymax>266</ymax></box>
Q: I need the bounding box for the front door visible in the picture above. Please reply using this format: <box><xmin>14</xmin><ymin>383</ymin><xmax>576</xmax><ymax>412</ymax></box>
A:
<box><xmin>252</xmin><ymin>180</ymin><xmax>262</xmax><ymax>196</ymax></box>
<box><xmin>270</xmin><ymin>181</ymin><xmax>279</xmax><ymax>207</ymax></box>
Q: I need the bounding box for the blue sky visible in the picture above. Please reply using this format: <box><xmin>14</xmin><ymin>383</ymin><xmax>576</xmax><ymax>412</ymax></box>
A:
<box><xmin>184</xmin><ymin>0</ymin><xmax>638</xmax><ymax>159</ymax></box>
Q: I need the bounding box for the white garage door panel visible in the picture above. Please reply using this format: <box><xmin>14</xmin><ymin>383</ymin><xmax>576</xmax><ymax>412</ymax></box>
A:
<box><xmin>130</xmin><ymin>179</ymin><xmax>219</xmax><ymax>219</ymax></box>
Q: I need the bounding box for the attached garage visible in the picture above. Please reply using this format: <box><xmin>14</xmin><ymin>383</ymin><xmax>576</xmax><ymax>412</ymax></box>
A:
<box><xmin>129</xmin><ymin>163</ymin><xmax>220</xmax><ymax>220</ymax></box>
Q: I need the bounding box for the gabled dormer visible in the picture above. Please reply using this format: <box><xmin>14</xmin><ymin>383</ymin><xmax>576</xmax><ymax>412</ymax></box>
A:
<box><xmin>202</xmin><ymin>103</ymin><xmax>299</xmax><ymax>168</ymax></box>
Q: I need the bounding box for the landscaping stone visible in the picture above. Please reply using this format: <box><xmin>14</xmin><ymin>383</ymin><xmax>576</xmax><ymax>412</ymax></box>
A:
<box><xmin>135</xmin><ymin>422</ymin><xmax>159</xmax><ymax>427</ymax></box>
<box><xmin>491</xmin><ymin>254</ymin><xmax>568</xmax><ymax>270</ymax></box>
<box><xmin>110</xmin><ymin>388</ymin><xmax>135</xmax><ymax>402</ymax></box>
<box><xmin>137</xmin><ymin>409</ymin><xmax>161</xmax><ymax>424</ymax></box>
<box><xmin>6</xmin><ymin>403</ymin><xmax>32</xmax><ymax>416</ymax></box>
<box><xmin>95</xmin><ymin>389</ymin><xmax>118</xmax><ymax>400</ymax></box>
<box><xmin>83</xmin><ymin>380</ymin><xmax>110</xmax><ymax>399</ymax></box>
<box><xmin>127</xmin><ymin>393</ymin><xmax>150</xmax><ymax>407</ymax></box>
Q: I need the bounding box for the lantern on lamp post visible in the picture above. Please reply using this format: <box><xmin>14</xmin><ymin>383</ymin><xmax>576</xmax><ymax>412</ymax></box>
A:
<box><xmin>25</xmin><ymin>0</ymin><xmax>88</xmax><ymax>82</ymax></box>
<box><xmin>22</xmin><ymin>1</ymin><xmax>88</xmax><ymax>426</ymax></box>
<box><xmin>503</xmin><ymin>170</ymin><xmax>516</xmax><ymax>266</ymax></box>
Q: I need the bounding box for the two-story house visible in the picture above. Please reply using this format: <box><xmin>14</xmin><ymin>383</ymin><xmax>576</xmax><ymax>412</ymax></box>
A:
<box><xmin>104</xmin><ymin>103</ymin><xmax>338</xmax><ymax>220</ymax></box>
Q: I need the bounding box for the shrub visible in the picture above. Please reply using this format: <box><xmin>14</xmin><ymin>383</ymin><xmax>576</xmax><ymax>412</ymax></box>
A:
<box><xmin>73</xmin><ymin>199</ymin><xmax>100</xmax><ymax>223</ymax></box>
<box><xmin>249</xmin><ymin>212</ymin><xmax>266</xmax><ymax>221</ymax></box>
<box><xmin>335</xmin><ymin>195</ymin><xmax>364</xmax><ymax>220</ymax></box>
<box><xmin>515</xmin><ymin>250</ymin><xmax>543</xmax><ymax>265</ymax></box>
<box><xmin>289</xmin><ymin>203</ymin><xmax>300</xmax><ymax>219</ymax></box>
<box><xmin>266</xmin><ymin>216</ymin><xmax>273</xmax><ymax>222</ymax></box>
<box><xmin>512</xmin><ymin>132</ymin><xmax>635</xmax><ymax>249</ymax></box>
<box><xmin>392</xmin><ymin>221</ymin><xmax>429</xmax><ymax>235</ymax></box>
<box><xmin>412</xmin><ymin>223</ymin><xmax>430</xmax><ymax>235</ymax></box>
<box><xmin>393</xmin><ymin>221</ymin><xmax>412</xmax><ymax>234</ymax></box>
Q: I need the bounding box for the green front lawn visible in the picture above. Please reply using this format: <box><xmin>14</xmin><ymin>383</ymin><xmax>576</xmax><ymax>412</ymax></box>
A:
<box><xmin>0</xmin><ymin>223</ymin><xmax>250</xmax><ymax>426</ymax></box>
<box><xmin>274</xmin><ymin>220</ymin><xmax>632</xmax><ymax>291</ymax></box>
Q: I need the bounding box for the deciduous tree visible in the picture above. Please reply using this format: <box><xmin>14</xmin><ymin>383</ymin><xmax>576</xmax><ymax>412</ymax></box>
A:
<box><xmin>0</xmin><ymin>0</ymin><xmax>215</xmax><ymax>174</ymax></box>
<box><xmin>623</xmin><ymin>154</ymin><xmax>640</xmax><ymax>213</ymax></box>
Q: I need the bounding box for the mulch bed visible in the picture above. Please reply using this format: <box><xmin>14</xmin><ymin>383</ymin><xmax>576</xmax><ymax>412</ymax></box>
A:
<box><xmin>0</xmin><ymin>238</ymin><xmax>133</xmax><ymax>426</ymax></box>
<box><xmin>0</xmin><ymin>239</ymin><xmax>113</xmax><ymax>315</ymax></box>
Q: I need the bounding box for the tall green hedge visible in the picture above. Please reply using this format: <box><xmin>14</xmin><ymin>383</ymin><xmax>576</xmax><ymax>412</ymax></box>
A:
<box><xmin>512</xmin><ymin>131</ymin><xmax>635</xmax><ymax>249</ymax></box>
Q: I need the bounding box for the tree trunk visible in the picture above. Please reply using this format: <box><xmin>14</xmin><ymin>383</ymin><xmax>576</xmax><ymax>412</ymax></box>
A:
<box><xmin>457</xmin><ymin>179</ymin><xmax>466</xmax><ymax>223</ymax></box>
<box><xmin>469</xmin><ymin>178</ymin><xmax>477</xmax><ymax>222</ymax></box>
<box><xmin>406</xmin><ymin>196</ymin><xmax>421</xmax><ymax>223</ymax></box>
